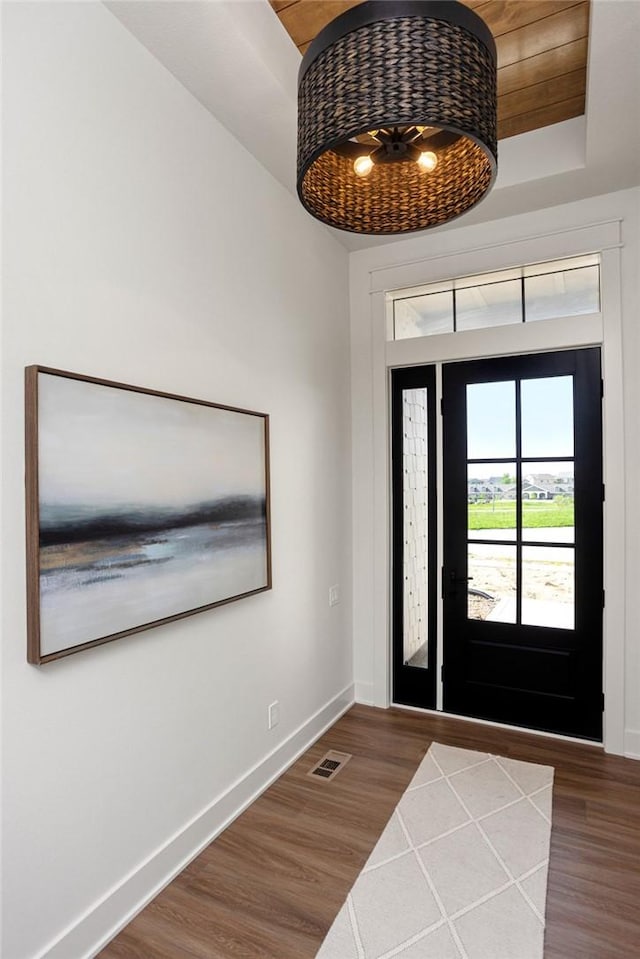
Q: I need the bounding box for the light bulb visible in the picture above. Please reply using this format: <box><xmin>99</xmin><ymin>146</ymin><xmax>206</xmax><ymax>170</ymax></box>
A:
<box><xmin>354</xmin><ymin>155</ymin><xmax>374</xmax><ymax>177</ymax></box>
<box><xmin>417</xmin><ymin>150</ymin><xmax>438</xmax><ymax>173</ymax></box>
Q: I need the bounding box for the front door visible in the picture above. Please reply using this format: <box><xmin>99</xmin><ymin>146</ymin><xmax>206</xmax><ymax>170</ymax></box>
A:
<box><xmin>442</xmin><ymin>348</ymin><xmax>603</xmax><ymax>739</ymax></box>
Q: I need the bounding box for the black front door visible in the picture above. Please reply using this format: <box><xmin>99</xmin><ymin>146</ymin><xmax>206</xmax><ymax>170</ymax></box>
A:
<box><xmin>442</xmin><ymin>348</ymin><xmax>603</xmax><ymax>739</ymax></box>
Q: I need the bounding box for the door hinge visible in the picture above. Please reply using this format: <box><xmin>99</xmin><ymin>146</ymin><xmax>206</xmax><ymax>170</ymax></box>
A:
<box><xmin>602</xmin><ymin>589</ymin><xmax>606</xmax><ymax>609</ymax></box>
<box><xmin>602</xmin><ymin>483</ymin><xmax>605</xmax><ymax>502</ymax></box>
<box><xmin>601</xmin><ymin>692</ymin><xmax>605</xmax><ymax>712</ymax></box>
<box><xmin>600</xmin><ymin>379</ymin><xmax>604</xmax><ymax>399</ymax></box>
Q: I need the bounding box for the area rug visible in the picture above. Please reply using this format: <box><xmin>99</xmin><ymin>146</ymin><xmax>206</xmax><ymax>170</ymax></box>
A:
<box><xmin>316</xmin><ymin>742</ymin><xmax>554</xmax><ymax>959</ymax></box>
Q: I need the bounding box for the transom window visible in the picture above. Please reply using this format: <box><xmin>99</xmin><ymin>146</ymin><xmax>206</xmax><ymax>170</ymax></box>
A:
<box><xmin>389</xmin><ymin>254</ymin><xmax>600</xmax><ymax>341</ymax></box>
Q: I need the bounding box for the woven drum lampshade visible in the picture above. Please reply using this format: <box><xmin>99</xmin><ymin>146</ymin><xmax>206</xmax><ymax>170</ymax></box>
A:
<box><xmin>297</xmin><ymin>0</ymin><xmax>497</xmax><ymax>235</ymax></box>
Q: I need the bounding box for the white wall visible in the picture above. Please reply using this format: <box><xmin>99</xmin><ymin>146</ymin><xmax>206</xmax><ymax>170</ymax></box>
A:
<box><xmin>349</xmin><ymin>188</ymin><xmax>640</xmax><ymax>758</ymax></box>
<box><xmin>1</xmin><ymin>5</ymin><xmax>352</xmax><ymax>958</ymax></box>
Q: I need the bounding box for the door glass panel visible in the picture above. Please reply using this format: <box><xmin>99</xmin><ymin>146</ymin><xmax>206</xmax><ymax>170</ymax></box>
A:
<box><xmin>522</xmin><ymin>462</ymin><xmax>574</xmax><ymax>542</ymax></box>
<box><xmin>522</xmin><ymin>546</ymin><xmax>575</xmax><ymax>629</ymax></box>
<box><xmin>402</xmin><ymin>388</ymin><xmax>429</xmax><ymax>667</ymax></box>
<box><xmin>468</xmin><ymin>463</ymin><xmax>516</xmax><ymax>541</ymax></box>
<box><xmin>467</xmin><ymin>543</ymin><xmax>517</xmax><ymax>623</ymax></box>
<box><xmin>456</xmin><ymin>279</ymin><xmax>522</xmax><ymax>331</ymax></box>
<box><xmin>467</xmin><ymin>381</ymin><xmax>516</xmax><ymax>459</ymax></box>
<box><xmin>521</xmin><ymin>376</ymin><xmax>574</xmax><ymax>457</ymax></box>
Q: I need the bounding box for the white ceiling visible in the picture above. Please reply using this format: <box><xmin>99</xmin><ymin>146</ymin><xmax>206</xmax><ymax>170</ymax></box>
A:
<box><xmin>106</xmin><ymin>0</ymin><xmax>640</xmax><ymax>252</ymax></box>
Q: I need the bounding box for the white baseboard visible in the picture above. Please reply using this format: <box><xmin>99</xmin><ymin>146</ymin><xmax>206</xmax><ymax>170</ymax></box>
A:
<box><xmin>354</xmin><ymin>681</ymin><xmax>374</xmax><ymax>705</ymax></box>
<box><xmin>624</xmin><ymin>729</ymin><xmax>640</xmax><ymax>760</ymax></box>
<box><xmin>35</xmin><ymin>683</ymin><xmax>355</xmax><ymax>959</ymax></box>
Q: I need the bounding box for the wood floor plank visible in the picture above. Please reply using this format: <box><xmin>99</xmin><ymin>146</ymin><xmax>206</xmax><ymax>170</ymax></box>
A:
<box><xmin>99</xmin><ymin>705</ymin><xmax>640</xmax><ymax>958</ymax></box>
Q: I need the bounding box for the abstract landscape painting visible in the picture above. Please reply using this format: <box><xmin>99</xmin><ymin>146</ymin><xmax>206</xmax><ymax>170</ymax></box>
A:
<box><xmin>25</xmin><ymin>367</ymin><xmax>271</xmax><ymax>663</ymax></box>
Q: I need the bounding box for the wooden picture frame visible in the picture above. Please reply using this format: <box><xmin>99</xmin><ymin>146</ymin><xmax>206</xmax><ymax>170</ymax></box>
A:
<box><xmin>25</xmin><ymin>366</ymin><xmax>271</xmax><ymax>664</ymax></box>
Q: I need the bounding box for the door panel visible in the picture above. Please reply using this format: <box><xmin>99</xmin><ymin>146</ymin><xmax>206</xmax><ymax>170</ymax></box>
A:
<box><xmin>391</xmin><ymin>366</ymin><xmax>437</xmax><ymax>709</ymax></box>
<box><xmin>442</xmin><ymin>349</ymin><xmax>603</xmax><ymax>739</ymax></box>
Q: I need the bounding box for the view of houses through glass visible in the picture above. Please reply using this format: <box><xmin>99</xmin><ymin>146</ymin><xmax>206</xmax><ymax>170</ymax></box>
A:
<box><xmin>466</xmin><ymin>375</ymin><xmax>575</xmax><ymax>629</ymax></box>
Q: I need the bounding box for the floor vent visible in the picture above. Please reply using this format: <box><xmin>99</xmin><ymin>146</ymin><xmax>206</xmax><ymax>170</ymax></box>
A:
<box><xmin>307</xmin><ymin>750</ymin><xmax>352</xmax><ymax>782</ymax></box>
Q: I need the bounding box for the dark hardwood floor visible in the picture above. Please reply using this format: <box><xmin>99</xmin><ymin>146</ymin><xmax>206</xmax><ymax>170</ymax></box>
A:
<box><xmin>99</xmin><ymin>704</ymin><xmax>640</xmax><ymax>958</ymax></box>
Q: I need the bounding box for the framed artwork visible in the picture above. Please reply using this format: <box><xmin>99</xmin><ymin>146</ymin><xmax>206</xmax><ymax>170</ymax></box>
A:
<box><xmin>25</xmin><ymin>366</ymin><xmax>271</xmax><ymax>664</ymax></box>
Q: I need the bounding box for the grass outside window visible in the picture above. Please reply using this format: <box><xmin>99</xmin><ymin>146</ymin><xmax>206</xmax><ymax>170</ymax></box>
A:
<box><xmin>468</xmin><ymin>498</ymin><xmax>574</xmax><ymax>529</ymax></box>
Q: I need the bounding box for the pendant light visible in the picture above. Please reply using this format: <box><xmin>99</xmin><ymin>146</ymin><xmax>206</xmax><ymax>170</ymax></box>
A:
<box><xmin>296</xmin><ymin>0</ymin><xmax>497</xmax><ymax>235</ymax></box>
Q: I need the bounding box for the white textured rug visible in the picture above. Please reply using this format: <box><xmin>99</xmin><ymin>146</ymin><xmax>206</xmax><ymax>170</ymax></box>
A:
<box><xmin>316</xmin><ymin>742</ymin><xmax>554</xmax><ymax>959</ymax></box>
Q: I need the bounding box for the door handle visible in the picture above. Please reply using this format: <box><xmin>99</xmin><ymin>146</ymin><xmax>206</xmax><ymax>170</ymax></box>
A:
<box><xmin>449</xmin><ymin>572</ymin><xmax>473</xmax><ymax>585</ymax></box>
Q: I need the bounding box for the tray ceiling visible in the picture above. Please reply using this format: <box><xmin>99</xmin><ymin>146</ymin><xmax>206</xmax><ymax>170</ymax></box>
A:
<box><xmin>269</xmin><ymin>0</ymin><xmax>590</xmax><ymax>140</ymax></box>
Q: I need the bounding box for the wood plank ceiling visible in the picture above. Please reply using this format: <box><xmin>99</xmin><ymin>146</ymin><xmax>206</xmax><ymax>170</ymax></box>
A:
<box><xmin>269</xmin><ymin>0</ymin><xmax>590</xmax><ymax>139</ymax></box>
